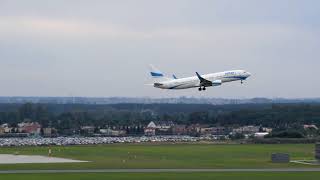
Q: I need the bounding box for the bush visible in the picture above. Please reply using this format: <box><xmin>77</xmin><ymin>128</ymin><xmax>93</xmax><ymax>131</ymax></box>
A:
<box><xmin>266</xmin><ymin>130</ymin><xmax>304</xmax><ymax>138</ymax></box>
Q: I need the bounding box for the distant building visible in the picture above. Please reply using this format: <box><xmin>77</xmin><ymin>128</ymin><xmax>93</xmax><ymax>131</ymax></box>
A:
<box><xmin>4</xmin><ymin>127</ymin><xmax>14</xmax><ymax>133</ymax></box>
<box><xmin>212</xmin><ymin>127</ymin><xmax>229</xmax><ymax>135</ymax></box>
<box><xmin>232</xmin><ymin>126</ymin><xmax>260</xmax><ymax>135</ymax></box>
<box><xmin>186</xmin><ymin>124</ymin><xmax>204</xmax><ymax>136</ymax></box>
<box><xmin>197</xmin><ymin>126</ymin><xmax>230</xmax><ymax>136</ymax></box>
<box><xmin>1</xmin><ymin>123</ymin><xmax>9</xmax><ymax>128</ymax></box>
<box><xmin>18</xmin><ymin>122</ymin><xmax>41</xmax><ymax>135</ymax></box>
<box><xmin>100</xmin><ymin>129</ymin><xmax>126</xmax><ymax>136</ymax></box>
<box><xmin>0</xmin><ymin>123</ymin><xmax>13</xmax><ymax>134</ymax></box>
<box><xmin>81</xmin><ymin>126</ymin><xmax>95</xmax><ymax>135</ymax></box>
<box><xmin>153</xmin><ymin>121</ymin><xmax>175</xmax><ymax>130</ymax></box>
<box><xmin>172</xmin><ymin>125</ymin><xmax>187</xmax><ymax>135</ymax></box>
<box><xmin>262</xmin><ymin>127</ymin><xmax>273</xmax><ymax>133</ymax></box>
<box><xmin>144</xmin><ymin>127</ymin><xmax>156</xmax><ymax>136</ymax></box>
<box><xmin>146</xmin><ymin>121</ymin><xmax>156</xmax><ymax>128</ymax></box>
<box><xmin>189</xmin><ymin>126</ymin><xmax>230</xmax><ymax>136</ymax></box>
<box><xmin>43</xmin><ymin>128</ymin><xmax>57</xmax><ymax>137</ymax></box>
<box><xmin>144</xmin><ymin>121</ymin><xmax>175</xmax><ymax>136</ymax></box>
<box><xmin>200</xmin><ymin>127</ymin><xmax>214</xmax><ymax>135</ymax></box>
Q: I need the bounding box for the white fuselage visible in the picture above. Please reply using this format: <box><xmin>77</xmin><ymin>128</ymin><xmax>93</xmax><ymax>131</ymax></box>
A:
<box><xmin>154</xmin><ymin>70</ymin><xmax>251</xmax><ymax>90</ymax></box>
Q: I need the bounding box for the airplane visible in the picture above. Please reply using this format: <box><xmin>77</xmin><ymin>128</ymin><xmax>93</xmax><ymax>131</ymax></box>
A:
<box><xmin>149</xmin><ymin>65</ymin><xmax>251</xmax><ymax>91</ymax></box>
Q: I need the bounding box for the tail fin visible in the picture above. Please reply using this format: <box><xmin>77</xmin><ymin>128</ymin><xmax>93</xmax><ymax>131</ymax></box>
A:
<box><xmin>150</xmin><ymin>64</ymin><xmax>164</xmax><ymax>77</ymax></box>
<box><xmin>149</xmin><ymin>64</ymin><xmax>171</xmax><ymax>82</ymax></box>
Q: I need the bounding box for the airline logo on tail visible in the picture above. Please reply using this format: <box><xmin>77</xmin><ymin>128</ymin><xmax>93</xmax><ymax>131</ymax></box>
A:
<box><xmin>149</xmin><ymin>65</ymin><xmax>173</xmax><ymax>82</ymax></box>
<box><xmin>150</xmin><ymin>65</ymin><xmax>164</xmax><ymax>77</ymax></box>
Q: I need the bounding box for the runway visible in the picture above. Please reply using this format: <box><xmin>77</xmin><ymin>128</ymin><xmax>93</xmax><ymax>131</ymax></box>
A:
<box><xmin>1</xmin><ymin>168</ymin><xmax>320</xmax><ymax>174</ymax></box>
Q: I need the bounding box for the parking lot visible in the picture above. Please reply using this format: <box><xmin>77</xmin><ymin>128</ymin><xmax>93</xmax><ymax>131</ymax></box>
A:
<box><xmin>0</xmin><ymin>136</ymin><xmax>205</xmax><ymax>147</ymax></box>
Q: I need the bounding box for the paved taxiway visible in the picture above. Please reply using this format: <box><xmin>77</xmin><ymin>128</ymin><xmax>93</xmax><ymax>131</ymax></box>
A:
<box><xmin>0</xmin><ymin>154</ymin><xmax>88</xmax><ymax>164</ymax></box>
<box><xmin>1</xmin><ymin>168</ymin><xmax>320</xmax><ymax>174</ymax></box>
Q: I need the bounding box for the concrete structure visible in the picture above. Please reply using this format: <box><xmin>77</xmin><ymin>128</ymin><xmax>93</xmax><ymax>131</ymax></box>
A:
<box><xmin>316</xmin><ymin>143</ymin><xmax>320</xmax><ymax>161</ymax></box>
<box><xmin>271</xmin><ymin>153</ymin><xmax>290</xmax><ymax>163</ymax></box>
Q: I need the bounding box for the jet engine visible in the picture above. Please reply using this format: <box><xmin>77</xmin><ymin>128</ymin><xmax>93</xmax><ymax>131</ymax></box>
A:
<box><xmin>212</xmin><ymin>80</ymin><xmax>222</xmax><ymax>86</ymax></box>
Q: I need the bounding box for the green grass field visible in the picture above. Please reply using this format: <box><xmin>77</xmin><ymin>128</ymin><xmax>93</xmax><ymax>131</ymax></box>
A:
<box><xmin>0</xmin><ymin>143</ymin><xmax>317</xmax><ymax>170</ymax></box>
<box><xmin>1</xmin><ymin>172</ymin><xmax>320</xmax><ymax>180</ymax></box>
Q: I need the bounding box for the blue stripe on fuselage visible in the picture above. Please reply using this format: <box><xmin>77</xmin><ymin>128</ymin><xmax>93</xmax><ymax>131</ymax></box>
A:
<box><xmin>169</xmin><ymin>83</ymin><xmax>187</xmax><ymax>89</ymax></box>
<box><xmin>224</xmin><ymin>76</ymin><xmax>247</xmax><ymax>80</ymax></box>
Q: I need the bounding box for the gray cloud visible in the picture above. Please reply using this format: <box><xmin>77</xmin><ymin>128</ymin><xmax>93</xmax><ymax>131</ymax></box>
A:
<box><xmin>0</xmin><ymin>0</ymin><xmax>319</xmax><ymax>98</ymax></box>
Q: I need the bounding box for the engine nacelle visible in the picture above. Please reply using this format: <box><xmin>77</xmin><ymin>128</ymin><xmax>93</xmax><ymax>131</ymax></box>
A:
<box><xmin>212</xmin><ymin>79</ymin><xmax>222</xmax><ymax>86</ymax></box>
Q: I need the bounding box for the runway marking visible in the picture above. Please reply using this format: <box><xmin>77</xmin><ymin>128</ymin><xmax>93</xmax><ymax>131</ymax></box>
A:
<box><xmin>1</xmin><ymin>168</ymin><xmax>320</xmax><ymax>174</ymax></box>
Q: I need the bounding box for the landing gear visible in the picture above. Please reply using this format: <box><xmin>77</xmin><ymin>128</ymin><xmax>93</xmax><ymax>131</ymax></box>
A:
<box><xmin>198</xmin><ymin>87</ymin><xmax>206</xmax><ymax>91</ymax></box>
<box><xmin>241</xmin><ymin>80</ymin><xmax>243</xmax><ymax>84</ymax></box>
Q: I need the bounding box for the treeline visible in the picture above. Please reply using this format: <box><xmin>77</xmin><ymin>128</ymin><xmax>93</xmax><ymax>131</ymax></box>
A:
<box><xmin>0</xmin><ymin>103</ymin><xmax>320</xmax><ymax>135</ymax></box>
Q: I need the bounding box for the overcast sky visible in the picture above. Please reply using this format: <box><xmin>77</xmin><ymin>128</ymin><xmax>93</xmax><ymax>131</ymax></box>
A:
<box><xmin>0</xmin><ymin>0</ymin><xmax>319</xmax><ymax>98</ymax></box>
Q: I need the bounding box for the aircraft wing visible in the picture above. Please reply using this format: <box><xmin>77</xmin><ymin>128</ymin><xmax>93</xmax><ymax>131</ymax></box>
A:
<box><xmin>196</xmin><ymin>72</ymin><xmax>212</xmax><ymax>87</ymax></box>
<box><xmin>172</xmin><ymin>74</ymin><xmax>178</xmax><ymax>79</ymax></box>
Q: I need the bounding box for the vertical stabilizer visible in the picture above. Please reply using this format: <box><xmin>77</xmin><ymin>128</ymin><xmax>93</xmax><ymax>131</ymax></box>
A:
<box><xmin>149</xmin><ymin>64</ymin><xmax>171</xmax><ymax>82</ymax></box>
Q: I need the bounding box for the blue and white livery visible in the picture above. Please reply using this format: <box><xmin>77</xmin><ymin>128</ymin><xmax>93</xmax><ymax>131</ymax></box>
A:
<box><xmin>149</xmin><ymin>65</ymin><xmax>251</xmax><ymax>91</ymax></box>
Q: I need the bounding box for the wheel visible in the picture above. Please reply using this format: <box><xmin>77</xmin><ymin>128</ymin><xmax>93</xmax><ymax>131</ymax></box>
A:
<box><xmin>198</xmin><ymin>87</ymin><xmax>202</xmax><ymax>91</ymax></box>
<box><xmin>203</xmin><ymin>87</ymin><xmax>206</xmax><ymax>91</ymax></box>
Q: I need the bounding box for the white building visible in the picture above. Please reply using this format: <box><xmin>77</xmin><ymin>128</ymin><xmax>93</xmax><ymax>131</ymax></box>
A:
<box><xmin>232</xmin><ymin>126</ymin><xmax>260</xmax><ymax>134</ymax></box>
<box><xmin>144</xmin><ymin>121</ymin><xmax>175</xmax><ymax>136</ymax></box>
